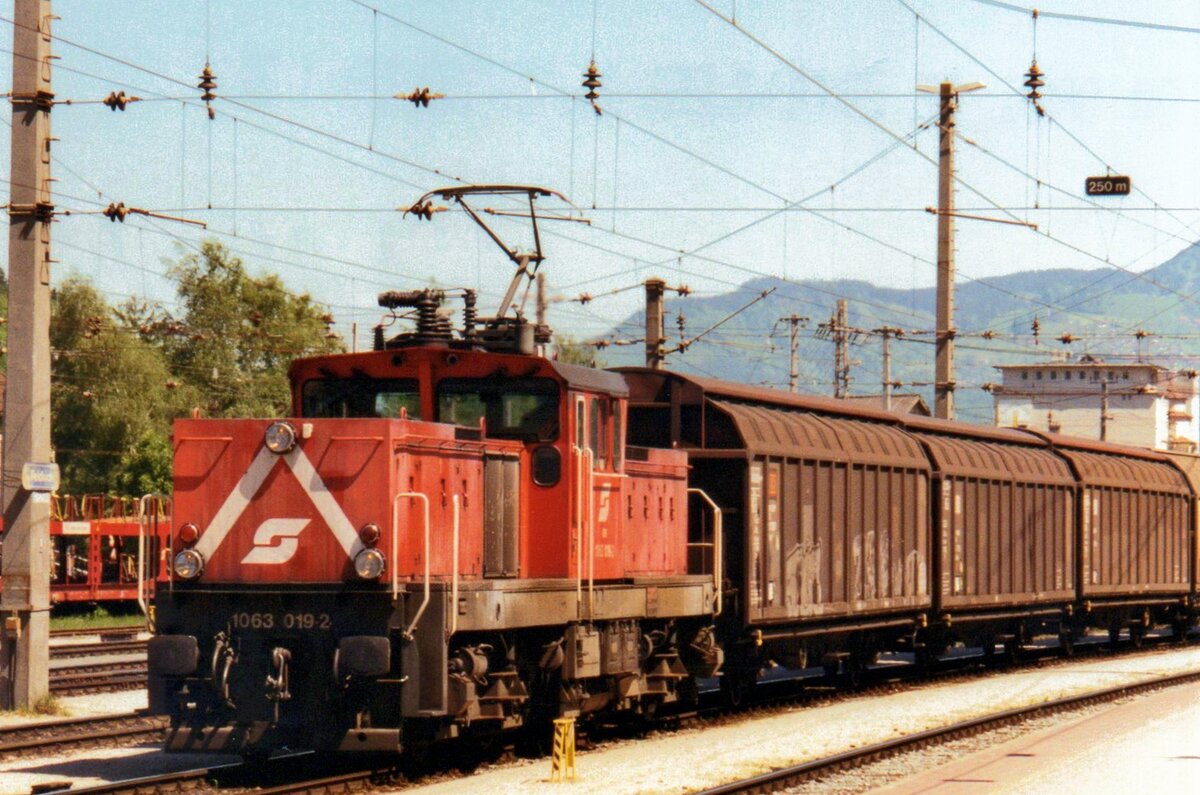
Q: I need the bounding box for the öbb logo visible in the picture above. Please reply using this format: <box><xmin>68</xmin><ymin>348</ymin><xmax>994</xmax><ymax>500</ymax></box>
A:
<box><xmin>240</xmin><ymin>518</ymin><xmax>311</xmax><ymax>565</ymax></box>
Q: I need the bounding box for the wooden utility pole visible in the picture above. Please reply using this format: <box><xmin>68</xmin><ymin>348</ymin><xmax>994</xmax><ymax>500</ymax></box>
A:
<box><xmin>644</xmin><ymin>278</ymin><xmax>666</xmax><ymax>370</ymax></box>
<box><xmin>918</xmin><ymin>79</ymin><xmax>983</xmax><ymax>421</ymax></box>
<box><xmin>1</xmin><ymin>0</ymin><xmax>54</xmax><ymax>710</ymax></box>
<box><xmin>779</xmin><ymin>314</ymin><xmax>808</xmax><ymax>393</ymax></box>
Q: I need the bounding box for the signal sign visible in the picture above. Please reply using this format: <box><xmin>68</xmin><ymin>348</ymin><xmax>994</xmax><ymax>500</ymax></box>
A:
<box><xmin>1085</xmin><ymin>175</ymin><xmax>1131</xmax><ymax>196</ymax></box>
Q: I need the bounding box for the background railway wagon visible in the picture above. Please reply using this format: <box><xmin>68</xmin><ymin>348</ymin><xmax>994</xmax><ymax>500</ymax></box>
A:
<box><xmin>1160</xmin><ymin>451</ymin><xmax>1200</xmax><ymax>609</ymax></box>
<box><xmin>619</xmin><ymin>369</ymin><xmax>932</xmax><ymax>658</ymax></box>
<box><xmin>902</xmin><ymin>419</ymin><xmax>1077</xmax><ymax>632</ymax></box>
<box><xmin>0</xmin><ymin>494</ymin><xmax>167</xmax><ymax>604</ymax></box>
<box><xmin>1036</xmin><ymin>436</ymin><xmax>1192</xmax><ymax>624</ymax></box>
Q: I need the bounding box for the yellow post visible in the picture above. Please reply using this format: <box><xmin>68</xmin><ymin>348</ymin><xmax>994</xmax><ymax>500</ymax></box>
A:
<box><xmin>550</xmin><ymin>716</ymin><xmax>576</xmax><ymax>782</ymax></box>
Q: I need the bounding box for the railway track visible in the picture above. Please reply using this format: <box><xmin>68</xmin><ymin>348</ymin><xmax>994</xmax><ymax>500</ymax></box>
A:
<box><xmin>0</xmin><ymin>711</ymin><xmax>165</xmax><ymax>760</ymax></box>
<box><xmin>694</xmin><ymin>667</ymin><xmax>1200</xmax><ymax>795</ymax></box>
<box><xmin>51</xmin><ymin>639</ymin><xmax>148</xmax><ymax>659</ymax></box>
<box><xmin>50</xmin><ymin>660</ymin><xmax>147</xmax><ymax>696</ymax></box>
<box><xmin>46</xmin><ymin>753</ymin><xmax>410</xmax><ymax>795</ymax></box>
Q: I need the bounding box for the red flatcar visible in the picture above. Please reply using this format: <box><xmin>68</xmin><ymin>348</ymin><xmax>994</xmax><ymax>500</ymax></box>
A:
<box><xmin>0</xmin><ymin>493</ymin><xmax>169</xmax><ymax>607</ymax></box>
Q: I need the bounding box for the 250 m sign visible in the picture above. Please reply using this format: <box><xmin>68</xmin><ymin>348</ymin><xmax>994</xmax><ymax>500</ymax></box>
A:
<box><xmin>1085</xmin><ymin>175</ymin><xmax>1131</xmax><ymax>196</ymax></box>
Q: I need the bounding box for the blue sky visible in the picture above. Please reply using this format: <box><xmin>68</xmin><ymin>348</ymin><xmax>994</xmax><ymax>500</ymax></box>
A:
<box><xmin>5</xmin><ymin>1</ymin><xmax>1200</xmax><ymax>351</ymax></box>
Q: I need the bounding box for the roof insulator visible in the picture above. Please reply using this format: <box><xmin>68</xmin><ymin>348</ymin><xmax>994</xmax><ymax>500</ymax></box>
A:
<box><xmin>582</xmin><ymin>59</ymin><xmax>602</xmax><ymax>115</ymax></box>
<box><xmin>397</xmin><ymin>87</ymin><xmax>444</xmax><ymax>107</ymax></box>
<box><xmin>102</xmin><ymin>90</ymin><xmax>139</xmax><ymax>111</ymax></box>
<box><xmin>198</xmin><ymin>62</ymin><xmax>217</xmax><ymax>120</ymax></box>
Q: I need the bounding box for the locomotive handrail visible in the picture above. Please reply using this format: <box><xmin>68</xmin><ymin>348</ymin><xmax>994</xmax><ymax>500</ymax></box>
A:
<box><xmin>574</xmin><ymin>445</ymin><xmax>583</xmax><ymax>619</ymax></box>
<box><xmin>138</xmin><ymin>493</ymin><xmax>172</xmax><ymax>618</ymax></box>
<box><xmin>687</xmin><ymin>487</ymin><xmax>723</xmax><ymax>617</ymax></box>
<box><xmin>394</xmin><ymin>491</ymin><xmax>431</xmax><ymax>638</ymax></box>
<box><xmin>587</xmin><ymin>448</ymin><xmax>596</xmax><ymax>619</ymax></box>
<box><xmin>449</xmin><ymin>494</ymin><xmax>461</xmax><ymax>638</ymax></box>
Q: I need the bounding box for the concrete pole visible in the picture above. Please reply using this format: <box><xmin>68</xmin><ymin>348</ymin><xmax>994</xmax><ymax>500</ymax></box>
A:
<box><xmin>834</xmin><ymin>300</ymin><xmax>849</xmax><ymax>398</ymax></box>
<box><xmin>1</xmin><ymin>0</ymin><xmax>54</xmax><ymax>710</ymax></box>
<box><xmin>1100</xmin><ymin>380</ymin><xmax>1109</xmax><ymax>441</ymax></box>
<box><xmin>788</xmin><ymin>316</ymin><xmax>799</xmax><ymax>393</ymax></box>
<box><xmin>645</xmin><ymin>278</ymin><xmax>665</xmax><ymax>370</ymax></box>
<box><xmin>779</xmin><ymin>314</ymin><xmax>806</xmax><ymax>393</ymax></box>
<box><xmin>935</xmin><ymin>81</ymin><xmax>957</xmax><ymax>421</ymax></box>
<box><xmin>881</xmin><ymin>331</ymin><xmax>893</xmax><ymax>411</ymax></box>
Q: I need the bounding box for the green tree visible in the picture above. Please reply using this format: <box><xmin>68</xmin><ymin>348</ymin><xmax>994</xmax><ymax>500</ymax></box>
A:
<box><xmin>554</xmin><ymin>336</ymin><xmax>603</xmax><ymax>367</ymax></box>
<box><xmin>51</xmin><ymin>278</ymin><xmax>187</xmax><ymax>495</ymax></box>
<box><xmin>129</xmin><ymin>241</ymin><xmax>342</xmax><ymax>417</ymax></box>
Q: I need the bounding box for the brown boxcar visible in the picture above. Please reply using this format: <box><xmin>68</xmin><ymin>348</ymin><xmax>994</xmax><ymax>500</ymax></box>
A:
<box><xmin>903</xmin><ymin>418</ymin><xmax>1076</xmax><ymax>614</ymax></box>
<box><xmin>1161</xmin><ymin>450</ymin><xmax>1200</xmax><ymax>603</ymax></box>
<box><xmin>619</xmin><ymin>370</ymin><xmax>932</xmax><ymax>629</ymax></box>
<box><xmin>1039</xmin><ymin>435</ymin><xmax>1191</xmax><ymax>600</ymax></box>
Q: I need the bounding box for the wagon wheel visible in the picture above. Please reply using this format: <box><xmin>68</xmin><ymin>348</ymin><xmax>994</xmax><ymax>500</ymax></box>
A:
<box><xmin>1107</xmin><ymin>622</ymin><xmax>1123</xmax><ymax>651</ymax></box>
<box><xmin>1002</xmin><ymin>638</ymin><xmax>1022</xmax><ymax>667</ymax></box>
<box><xmin>980</xmin><ymin>635</ymin><xmax>998</xmax><ymax>666</ymax></box>
<box><xmin>1129</xmin><ymin>624</ymin><xmax>1146</xmax><ymax>650</ymax></box>
<box><xmin>1172</xmin><ymin>617</ymin><xmax>1192</xmax><ymax>645</ymax></box>
<box><xmin>1058</xmin><ymin>632</ymin><xmax>1075</xmax><ymax>658</ymax></box>
<box><xmin>720</xmin><ymin>669</ymin><xmax>756</xmax><ymax>709</ymax></box>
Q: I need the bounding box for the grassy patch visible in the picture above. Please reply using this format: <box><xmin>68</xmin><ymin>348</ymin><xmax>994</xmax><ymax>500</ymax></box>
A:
<box><xmin>50</xmin><ymin>604</ymin><xmax>145</xmax><ymax>632</ymax></box>
<box><xmin>2</xmin><ymin>694</ymin><xmax>68</xmax><ymax>718</ymax></box>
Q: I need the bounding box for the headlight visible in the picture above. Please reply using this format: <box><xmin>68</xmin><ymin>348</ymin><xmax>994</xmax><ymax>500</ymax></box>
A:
<box><xmin>173</xmin><ymin>549</ymin><xmax>205</xmax><ymax>580</ymax></box>
<box><xmin>354</xmin><ymin>548</ymin><xmax>386</xmax><ymax>580</ymax></box>
<box><xmin>264</xmin><ymin>421</ymin><xmax>297</xmax><ymax>454</ymax></box>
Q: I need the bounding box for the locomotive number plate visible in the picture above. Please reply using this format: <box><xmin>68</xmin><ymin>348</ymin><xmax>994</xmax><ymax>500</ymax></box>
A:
<box><xmin>230</xmin><ymin>611</ymin><xmax>332</xmax><ymax>631</ymax></box>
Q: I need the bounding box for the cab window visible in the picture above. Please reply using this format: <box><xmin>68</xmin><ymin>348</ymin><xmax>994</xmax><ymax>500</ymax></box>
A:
<box><xmin>302</xmin><ymin>378</ymin><xmax>421</xmax><ymax>419</ymax></box>
<box><xmin>437</xmin><ymin>378</ymin><xmax>559</xmax><ymax>441</ymax></box>
<box><xmin>591</xmin><ymin>397</ymin><xmax>609</xmax><ymax>469</ymax></box>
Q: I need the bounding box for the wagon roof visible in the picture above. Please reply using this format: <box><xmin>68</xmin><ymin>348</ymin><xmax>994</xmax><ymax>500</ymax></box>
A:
<box><xmin>709</xmin><ymin>399</ymin><xmax>930</xmax><ymax>469</ymax></box>
<box><xmin>1020</xmin><ymin>430</ymin><xmax>1190</xmax><ymax>494</ymax></box>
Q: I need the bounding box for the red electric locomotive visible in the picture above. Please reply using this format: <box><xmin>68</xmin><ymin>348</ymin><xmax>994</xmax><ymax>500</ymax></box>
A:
<box><xmin>150</xmin><ymin>187</ymin><xmax>721</xmax><ymax>756</ymax></box>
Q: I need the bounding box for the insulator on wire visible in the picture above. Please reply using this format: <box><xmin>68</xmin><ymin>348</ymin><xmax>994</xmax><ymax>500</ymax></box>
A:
<box><xmin>582</xmin><ymin>59</ymin><xmax>602</xmax><ymax>115</ymax></box>
<box><xmin>1024</xmin><ymin>60</ymin><xmax>1045</xmax><ymax>117</ymax></box>
<box><xmin>397</xmin><ymin>87</ymin><xmax>444</xmax><ymax>107</ymax></box>
<box><xmin>103</xmin><ymin>202</ymin><xmax>129</xmax><ymax>222</ymax></box>
<box><xmin>102</xmin><ymin>90</ymin><xmax>139</xmax><ymax>111</ymax></box>
<box><xmin>1058</xmin><ymin>333</ymin><xmax>1076</xmax><ymax>344</ymax></box>
<box><xmin>980</xmin><ymin>330</ymin><xmax>997</xmax><ymax>340</ymax></box>
<box><xmin>402</xmin><ymin>200</ymin><xmax>445</xmax><ymax>220</ymax></box>
<box><xmin>1031</xmin><ymin>316</ymin><xmax>1040</xmax><ymax>343</ymax></box>
<box><xmin>198</xmin><ymin>63</ymin><xmax>217</xmax><ymax>120</ymax></box>
<box><xmin>576</xmin><ymin>292</ymin><xmax>593</xmax><ymax>305</ymax></box>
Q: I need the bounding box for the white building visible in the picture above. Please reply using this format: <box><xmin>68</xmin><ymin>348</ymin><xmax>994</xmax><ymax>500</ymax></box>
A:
<box><xmin>992</xmin><ymin>357</ymin><xmax>1200</xmax><ymax>453</ymax></box>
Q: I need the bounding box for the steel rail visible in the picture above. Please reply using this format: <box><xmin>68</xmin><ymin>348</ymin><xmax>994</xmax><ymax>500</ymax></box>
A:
<box><xmin>50</xmin><ymin>639</ymin><xmax>147</xmax><ymax>659</ymax></box>
<box><xmin>695</xmin><ymin>667</ymin><xmax>1200</xmax><ymax>795</ymax></box>
<box><xmin>0</xmin><ymin>711</ymin><xmax>165</xmax><ymax>759</ymax></box>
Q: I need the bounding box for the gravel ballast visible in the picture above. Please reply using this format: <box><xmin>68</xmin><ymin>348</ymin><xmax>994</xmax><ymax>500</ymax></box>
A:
<box><xmin>400</xmin><ymin>646</ymin><xmax>1200</xmax><ymax>795</ymax></box>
